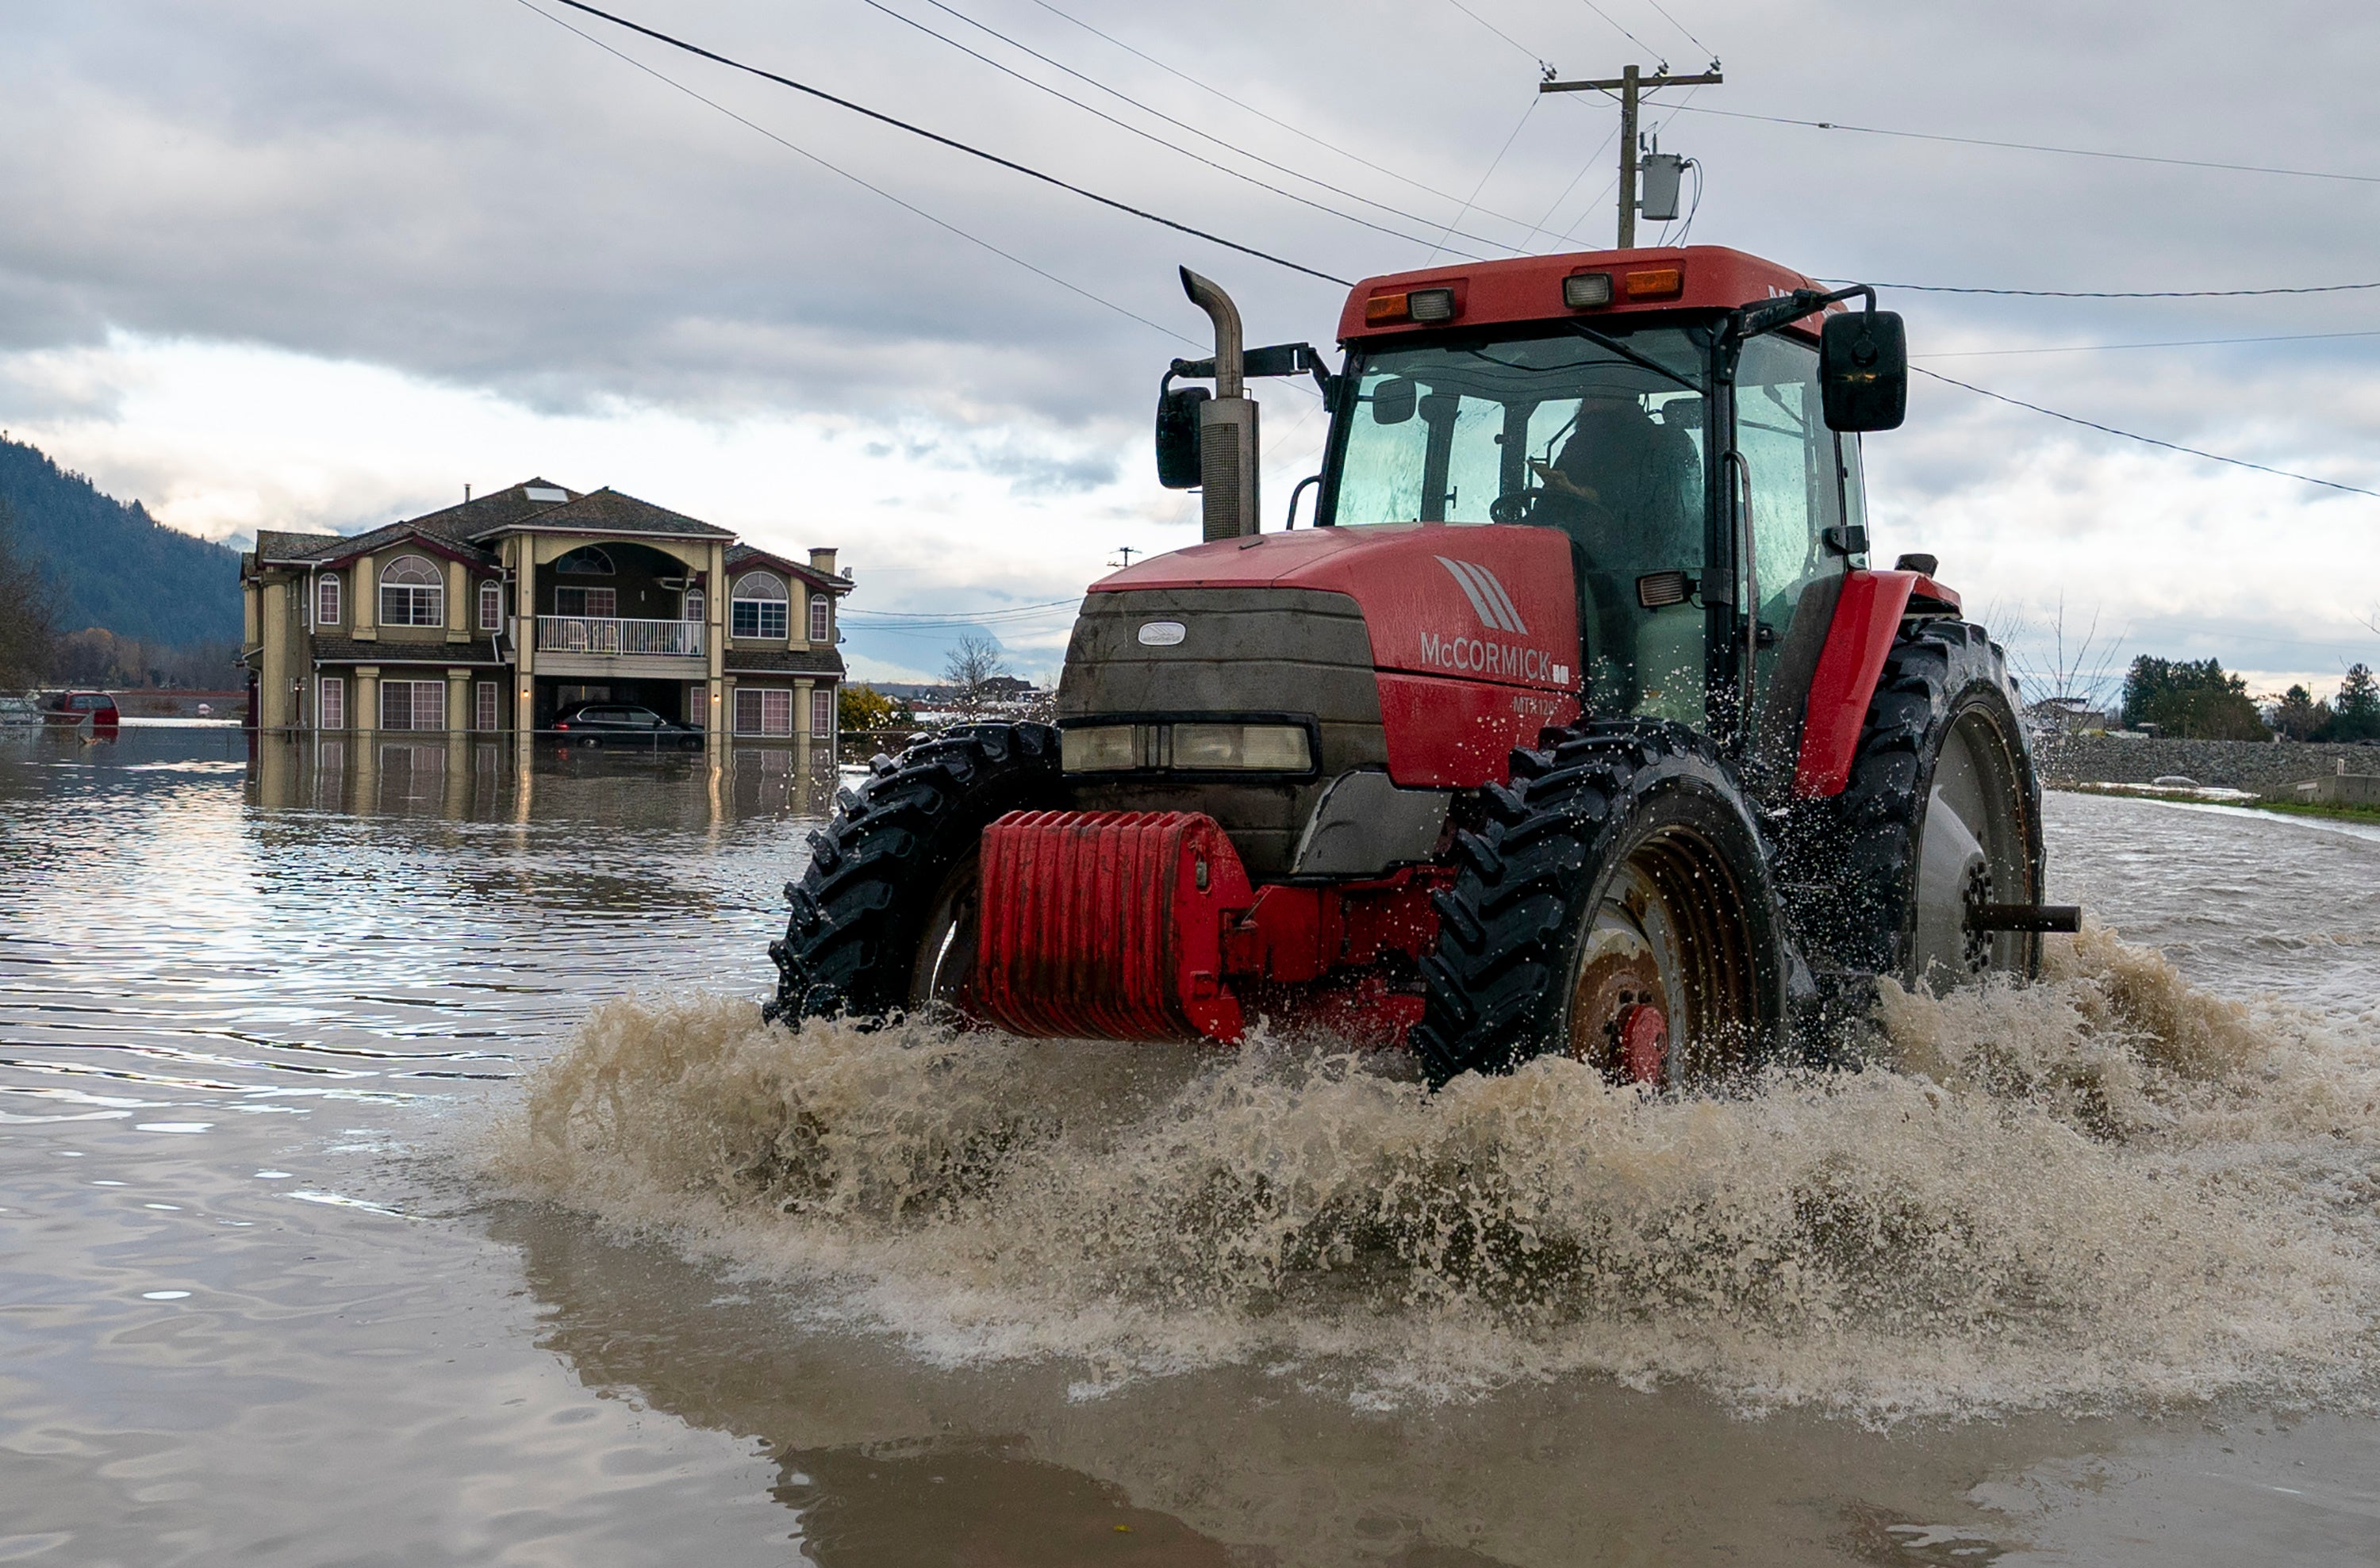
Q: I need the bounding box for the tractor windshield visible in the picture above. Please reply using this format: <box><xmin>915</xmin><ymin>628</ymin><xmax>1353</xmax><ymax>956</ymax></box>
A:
<box><xmin>1322</xmin><ymin>322</ymin><xmax>1712</xmax><ymax>721</ymax></box>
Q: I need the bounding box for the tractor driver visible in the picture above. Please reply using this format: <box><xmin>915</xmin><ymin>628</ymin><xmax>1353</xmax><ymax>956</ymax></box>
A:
<box><xmin>1525</xmin><ymin>388</ymin><xmax>1701</xmax><ymax>567</ymax></box>
<box><xmin>1524</xmin><ymin>385</ymin><xmax>1705</xmax><ymax>718</ymax></box>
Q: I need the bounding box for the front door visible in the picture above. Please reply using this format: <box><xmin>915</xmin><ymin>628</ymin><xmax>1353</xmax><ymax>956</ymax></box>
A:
<box><xmin>1731</xmin><ymin>332</ymin><xmax>1853</xmax><ymax>787</ymax></box>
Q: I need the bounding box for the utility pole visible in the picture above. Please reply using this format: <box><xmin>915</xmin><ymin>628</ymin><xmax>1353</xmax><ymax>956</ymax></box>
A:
<box><xmin>1539</xmin><ymin>65</ymin><xmax>1721</xmax><ymax>249</ymax></box>
<box><xmin>1109</xmin><ymin>546</ymin><xmax>1139</xmax><ymax>569</ymax></box>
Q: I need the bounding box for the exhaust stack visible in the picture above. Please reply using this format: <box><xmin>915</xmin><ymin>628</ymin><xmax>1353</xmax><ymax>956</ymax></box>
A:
<box><xmin>1180</xmin><ymin>267</ymin><xmax>1259</xmax><ymax>542</ymax></box>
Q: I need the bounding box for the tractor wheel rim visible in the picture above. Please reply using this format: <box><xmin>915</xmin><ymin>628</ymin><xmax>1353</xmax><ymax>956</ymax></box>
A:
<box><xmin>1912</xmin><ymin>710</ymin><xmax>2029</xmax><ymax>989</ymax></box>
<box><xmin>908</xmin><ymin>853</ymin><xmax>981</xmax><ymax>1020</ymax></box>
<box><xmin>1566</xmin><ymin>836</ymin><xmax>1745</xmax><ymax>1085</ymax></box>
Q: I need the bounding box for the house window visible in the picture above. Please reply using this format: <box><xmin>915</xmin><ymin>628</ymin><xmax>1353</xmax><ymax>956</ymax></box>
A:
<box><xmin>554</xmin><ymin>545</ymin><xmax>615</xmax><ymax>575</ymax></box>
<box><xmin>812</xmin><ymin>687</ymin><xmax>834</xmax><ymax>737</ymax></box>
<box><xmin>682</xmin><ymin>588</ymin><xmax>704</xmax><ymax>623</ymax></box>
<box><xmin>808</xmin><ymin>594</ymin><xmax>830</xmax><ymax>642</ymax></box>
<box><xmin>318</xmin><ymin>677</ymin><xmax>344</xmax><ymax>730</ymax></box>
<box><xmin>380</xmin><ymin>679</ymin><xmax>447</xmax><ymax>731</ymax></box>
<box><xmin>379</xmin><ymin>556</ymin><xmax>445</xmax><ymax>627</ymax></box>
<box><xmin>478</xmin><ymin>581</ymin><xmax>502</xmax><ymax>631</ymax></box>
<box><xmin>474</xmin><ymin>680</ymin><xmax>499</xmax><ymax>731</ymax></box>
<box><xmin>734</xmin><ymin>687</ymin><xmax>792</xmax><ymax>735</ymax></box>
<box><xmin>731</xmin><ymin>573</ymin><xmax>789</xmax><ymax>638</ymax></box>
<box><xmin>317</xmin><ymin>573</ymin><xmax>343</xmax><ymax>627</ymax></box>
<box><xmin>554</xmin><ymin>586</ymin><xmax>617</xmax><ymax>618</ymax></box>
<box><xmin>687</xmin><ymin>684</ymin><xmax>709</xmax><ymax>727</ymax></box>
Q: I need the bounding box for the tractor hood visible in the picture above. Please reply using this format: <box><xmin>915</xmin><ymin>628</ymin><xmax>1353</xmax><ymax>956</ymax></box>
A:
<box><xmin>1092</xmin><ymin>523</ymin><xmax>1580</xmax><ymax>691</ymax></box>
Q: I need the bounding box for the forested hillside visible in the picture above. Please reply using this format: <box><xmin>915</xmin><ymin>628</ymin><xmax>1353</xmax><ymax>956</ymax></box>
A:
<box><xmin>0</xmin><ymin>436</ymin><xmax>244</xmax><ymax>645</ymax></box>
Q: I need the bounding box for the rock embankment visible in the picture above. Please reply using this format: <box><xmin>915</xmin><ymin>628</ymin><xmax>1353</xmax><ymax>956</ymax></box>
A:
<box><xmin>2036</xmin><ymin>735</ymin><xmax>2377</xmax><ymax>794</ymax></box>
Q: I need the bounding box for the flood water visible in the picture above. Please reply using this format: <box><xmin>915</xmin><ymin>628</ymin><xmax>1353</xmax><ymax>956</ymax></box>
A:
<box><xmin>4</xmin><ymin>725</ymin><xmax>2378</xmax><ymax>1566</ymax></box>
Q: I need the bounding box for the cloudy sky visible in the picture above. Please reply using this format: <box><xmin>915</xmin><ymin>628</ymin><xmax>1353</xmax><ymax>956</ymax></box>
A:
<box><xmin>4</xmin><ymin>0</ymin><xmax>2375</xmax><ymax>692</ymax></box>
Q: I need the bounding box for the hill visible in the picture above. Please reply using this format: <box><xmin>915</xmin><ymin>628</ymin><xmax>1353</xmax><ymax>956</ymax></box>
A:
<box><xmin>0</xmin><ymin>436</ymin><xmax>244</xmax><ymax>646</ymax></box>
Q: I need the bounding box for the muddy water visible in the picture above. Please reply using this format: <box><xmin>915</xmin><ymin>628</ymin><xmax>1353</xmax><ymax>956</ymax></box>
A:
<box><xmin>4</xmin><ymin>727</ymin><xmax>2378</xmax><ymax>1566</ymax></box>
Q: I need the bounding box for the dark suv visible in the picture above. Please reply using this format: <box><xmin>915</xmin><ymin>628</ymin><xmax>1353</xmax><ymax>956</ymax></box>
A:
<box><xmin>550</xmin><ymin>703</ymin><xmax>703</xmax><ymax>749</ymax></box>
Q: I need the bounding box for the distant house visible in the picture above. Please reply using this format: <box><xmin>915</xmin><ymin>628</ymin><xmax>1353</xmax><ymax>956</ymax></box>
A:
<box><xmin>238</xmin><ymin>479</ymin><xmax>850</xmax><ymax>741</ymax></box>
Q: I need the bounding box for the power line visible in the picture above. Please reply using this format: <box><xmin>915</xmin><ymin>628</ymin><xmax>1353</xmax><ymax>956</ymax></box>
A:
<box><xmin>540</xmin><ymin>0</ymin><xmax>1351</xmax><ymax>285</ymax></box>
<box><xmin>845</xmin><ymin>597</ymin><xmax>1082</xmax><ymax>620</ymax></box>
<box><xmin>1665</xmin><ymin>103</ymin><xmax>2380</xmax><ymax>186</ymax></box>
<box><xmin>1444</xmin><ymin>0</ymin><xmax>1551</xmax><ymax>68</ymax></box>
<box><xmin>1914</xmin><ymin>366</ymin><xmax>2380</xmax><ymax>499</ymax></box>
<box><xmin>1918</xmin><ymin>328</ymin><xmax>2380</xmax><ymax>358</ymax></box>
<box><xmin>506</xmin><ymin>0</ymin><xmax>1196</xmax><ymax>346</ymax></box>
<box><xmin>1019</xmin><ymin>0</ymin><xmax>1550</xmax><ymax>242</ymax></box>
<box><xmin>859</xmin><ymin>0</ymin><xmax>1506</xmax><ymax>259</ymax></box>
<box><xmin>1429</xmin><ymin>94</ymin><xmax>1541</xmax><ymax>262</ymax></box>
<box><xmin>1853</xmin><ymin>278</ymin><xmax>2380</xmax><ymax>300</ymax></box>
<box><xmin>1575</xmin><ymin>0</ymin><xmax>1663</xmax><ymax>62</ymax></box>
<box><xmin>1638</xmin><ymin>0</ymin><xmax>1717</xmax><ymax>61</ymax></box>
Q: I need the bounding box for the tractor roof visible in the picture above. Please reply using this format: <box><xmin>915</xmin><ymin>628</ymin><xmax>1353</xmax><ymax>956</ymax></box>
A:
<box><xmin>1336</xmin><ymin>244</ymin><xmax>1825</xmax><ymax>345</ymax></box>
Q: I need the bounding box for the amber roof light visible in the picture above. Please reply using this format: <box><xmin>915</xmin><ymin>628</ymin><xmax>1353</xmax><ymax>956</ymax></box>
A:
<box><xmin>1624</xmin><ymin>266</ymin><xmax>1685</xmax><ymax>300</ymax></box>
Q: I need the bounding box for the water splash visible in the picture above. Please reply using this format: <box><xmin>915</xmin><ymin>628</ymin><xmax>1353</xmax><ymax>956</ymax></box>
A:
<box><xmin>482</xmin><ymin>929</ymin><xmax>2380</xmax><ymax>1420</ymax></box>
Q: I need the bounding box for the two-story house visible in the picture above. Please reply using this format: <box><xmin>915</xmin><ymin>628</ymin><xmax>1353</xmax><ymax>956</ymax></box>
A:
<box><xmin>240</xmin><ymin>479</ymin><xmax>849</xmax><ymax>742</ymax></box>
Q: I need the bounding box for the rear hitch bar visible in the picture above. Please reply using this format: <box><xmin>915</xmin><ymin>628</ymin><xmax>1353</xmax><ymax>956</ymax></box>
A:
<box><xmin>1970</xmin><ymin>903</ymin><xmax>2082</xmax><ymax>934</ymax></box>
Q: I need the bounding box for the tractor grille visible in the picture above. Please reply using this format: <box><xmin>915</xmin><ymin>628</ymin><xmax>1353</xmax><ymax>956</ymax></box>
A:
<box><xmin>1057</xmin><ymin>588</ymin><xmax>1386</xmax><ymax>877</ymax></box>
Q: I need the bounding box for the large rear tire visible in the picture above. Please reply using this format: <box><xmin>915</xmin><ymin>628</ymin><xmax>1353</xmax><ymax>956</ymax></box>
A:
<box><xmin>766</xmin><ymin>723</ymin><xmax>1061</xmax><ymax>1026</ymax></box>
<box><xmin>1411</xmin><ymin>722</ymin><xmax>1791</xmax><ymax>1089</ymax></box>
<box><xmin>1792</xmin><ymin>619</ymin><xmax>2044</xmax><ymax>994</ymax></box>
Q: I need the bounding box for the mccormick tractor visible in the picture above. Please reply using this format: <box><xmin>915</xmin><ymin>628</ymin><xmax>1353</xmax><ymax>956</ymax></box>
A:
<box><xmin>769</xmin><ymin>245</ymin><xmax>2077</xmax><ymax>1087</ymax></box>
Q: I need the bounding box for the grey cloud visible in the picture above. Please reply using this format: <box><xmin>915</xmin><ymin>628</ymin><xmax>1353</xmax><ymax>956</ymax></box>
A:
<box><xmin>5</xmin><ymin>0</ymin><xmax>2379</xmax><ymax>682</ymax></box>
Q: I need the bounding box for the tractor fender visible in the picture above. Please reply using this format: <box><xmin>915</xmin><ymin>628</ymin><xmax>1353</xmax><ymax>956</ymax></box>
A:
<box><xmin>1792</xmin><ymin>568</ymin><xmax>1963</xmax><ymax>798</ymax></box>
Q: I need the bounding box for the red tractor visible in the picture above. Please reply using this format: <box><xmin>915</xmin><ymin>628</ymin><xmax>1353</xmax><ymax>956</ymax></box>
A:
<box><xmin>770</xmin><ymin>246</ymin><xmax>2075</xmax><ymax>1087</ymax></box>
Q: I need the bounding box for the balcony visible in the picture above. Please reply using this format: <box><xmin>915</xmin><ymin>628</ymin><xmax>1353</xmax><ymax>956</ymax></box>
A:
<box><xmin>536</xmin><ymin>615</ymin><xmax>704</xmax><ymax>657</ymax></box>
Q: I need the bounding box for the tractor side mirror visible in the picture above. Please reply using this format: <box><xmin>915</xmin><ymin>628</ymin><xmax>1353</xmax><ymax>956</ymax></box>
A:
<box><xmin>1156</xmin><ymin>384</ymin><xmax>1209</xmax><ymax>489</ymax></box>
<box><xmin>1369</xmin><ymin>377</ymin><xmax>1417</xmax><ymax>426</ymax></box>
<box><xmin>1819</xmin><ymin>310</ymin><xmax>1907</xmax><ymax>431</ymax></box>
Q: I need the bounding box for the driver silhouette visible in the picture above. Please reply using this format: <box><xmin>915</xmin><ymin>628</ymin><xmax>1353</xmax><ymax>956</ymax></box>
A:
<box><xmin>1527</xmin><ymin>390</ymin><xmax>1699</xmax><ymax>564</ymax></box>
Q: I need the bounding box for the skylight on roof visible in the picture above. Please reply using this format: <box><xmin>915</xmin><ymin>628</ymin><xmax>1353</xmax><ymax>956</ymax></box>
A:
<box><xmin>524</xmin><ymin>486</ymin><xmax>567</xmax><ymax>503</ymax></box>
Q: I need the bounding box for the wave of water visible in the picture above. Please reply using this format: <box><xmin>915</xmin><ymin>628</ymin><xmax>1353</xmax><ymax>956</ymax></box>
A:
<box><xmin>481</xmin><ymin>927</ymin><xmax>2380</xmax><ymax>1422</ymax></box>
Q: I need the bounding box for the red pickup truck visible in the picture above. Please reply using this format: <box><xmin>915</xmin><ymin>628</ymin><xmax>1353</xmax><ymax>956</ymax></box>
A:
<box><xmin>42</xmin><ymin>692</ymin><xmax>121</xmax><ymax>727</ymax></box>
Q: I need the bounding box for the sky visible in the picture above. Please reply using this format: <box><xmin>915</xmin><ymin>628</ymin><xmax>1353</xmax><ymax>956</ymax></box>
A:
<box><xmin>2</xmin><ymin>0</ymin><xmax>2375</xmax><ymax>695</ymax></box>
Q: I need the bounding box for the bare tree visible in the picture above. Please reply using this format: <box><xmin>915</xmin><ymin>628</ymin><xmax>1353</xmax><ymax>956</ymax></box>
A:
<box><xmin>942</xmin><ymin>633</ymin><xmax>1011</xmax><ymax>710</ymax></box>
<box><xmin>2006</xmin><ymin>593</ymin><xmax>2126</xmax><ymax>729</ymax></box>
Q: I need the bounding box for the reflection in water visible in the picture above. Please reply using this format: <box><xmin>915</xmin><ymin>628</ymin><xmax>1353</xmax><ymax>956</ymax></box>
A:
<box><xmin>245</xmin><ymin>731</ymin><xmax>837</xmax><ymax>824</ymax></box>
<box><xmin>500</xmin><ymin>1206</ymin><xmax>2067</xmax><ymax>1566</ymax></box>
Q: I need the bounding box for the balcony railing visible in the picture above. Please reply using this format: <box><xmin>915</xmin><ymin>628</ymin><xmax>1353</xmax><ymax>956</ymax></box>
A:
<box><xmin>535</xmin><ymin>615</ymin><xmax>705</xmax><ymax>657</ymax></box>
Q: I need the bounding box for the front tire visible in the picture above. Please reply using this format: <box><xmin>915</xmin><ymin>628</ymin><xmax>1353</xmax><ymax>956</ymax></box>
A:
<box><xmin>1412</xmin><ymin>722</ymin><xmax>1790</xmax><ymax>1089</ymax></box>
<box><xmin>766</xmin><ymin>723</ymin><xmax>1061</xmax><ymax>1026</ymax></box>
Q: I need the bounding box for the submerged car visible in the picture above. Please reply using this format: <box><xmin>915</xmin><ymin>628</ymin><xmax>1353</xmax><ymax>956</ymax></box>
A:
<box><xmin>549</xmin><ymin>703</ymin><xmax>703</xmax><ymax>749</ymax></box>
<box><xmin>42</xmin><ymin>692</ymin><xmax>120</xmax><ymax>726</ymax></box>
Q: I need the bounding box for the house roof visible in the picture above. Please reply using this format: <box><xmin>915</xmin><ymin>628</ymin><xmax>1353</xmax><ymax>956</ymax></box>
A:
<box><xmin>255</xmin><ymin>529</ymin><xmax>343</xmax><ymax>565</ymax></box>
<box><xmin>305</xmin><ymin>635</ymin><xmax>509</xmax><ymax>668</ymax></box>
<box><xmin>468</xmin><ymin>487</ymin><xmax>737</xmax><ymax>543</ymax></box>
<box><xmin>724</xmin><ymin>647</ymin><xmax>847</xmax><ymax>678</ymax></box>
<box><xmin>725</xmin><ymin>542</ymin><xmax>853</xmax><ymax>594</ymax></box>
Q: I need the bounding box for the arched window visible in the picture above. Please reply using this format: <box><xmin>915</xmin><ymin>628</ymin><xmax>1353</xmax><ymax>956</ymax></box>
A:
<box><xmin>478</xmin><ymin>580</ymin><xmax>503</xmax><ymax>631</ymax></box>
<box><xmin>731</xmin><ymin>572</ymin><xmax>789</xmax><ymax>638</ymax></box>
<box><xmin>316</xmin><ymin>572</ymin><xmax>342</xmax><ymax>627</ymax></box>
<box><xmin>682</xmin><ymin>588</ymin><xmax>705</xmax><ymax>623</ymax></box>
<box><xmin>554</xmin><ymin>546</ymin><xmax>615</xmax><ymax>575</ymax></box>
<box><xmin>808</xmin><ymin>593</ymin><xmax>830</xmax><ymax>642</ymax></box>
<box><xmin>379</xmin><ymin>555</ymin><xmax>445</xmax><ymax>627</ymax></box>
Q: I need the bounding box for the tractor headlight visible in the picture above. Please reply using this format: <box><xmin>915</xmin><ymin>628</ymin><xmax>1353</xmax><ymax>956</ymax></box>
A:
<box><xmin>1061</xmin><ymin>725</ymin><xmax>1140</xmax><ymax>772</ymax></box>
<box><xmin>1061</xmin><ymin>721</ymin><xmax>1314</xmax><ymax>773</ymax></box>
<box><xmin>1172</xmin><ymin>723</ymin><xmax>1311</xmax><ymax>772</ymax></box>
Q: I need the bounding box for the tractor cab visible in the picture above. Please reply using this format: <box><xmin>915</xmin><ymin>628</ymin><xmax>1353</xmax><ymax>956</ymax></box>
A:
<box><xmin>1159</xmin><ymin>246</ymin><xmax>1908</xmax><ymax>794</ymax></box>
